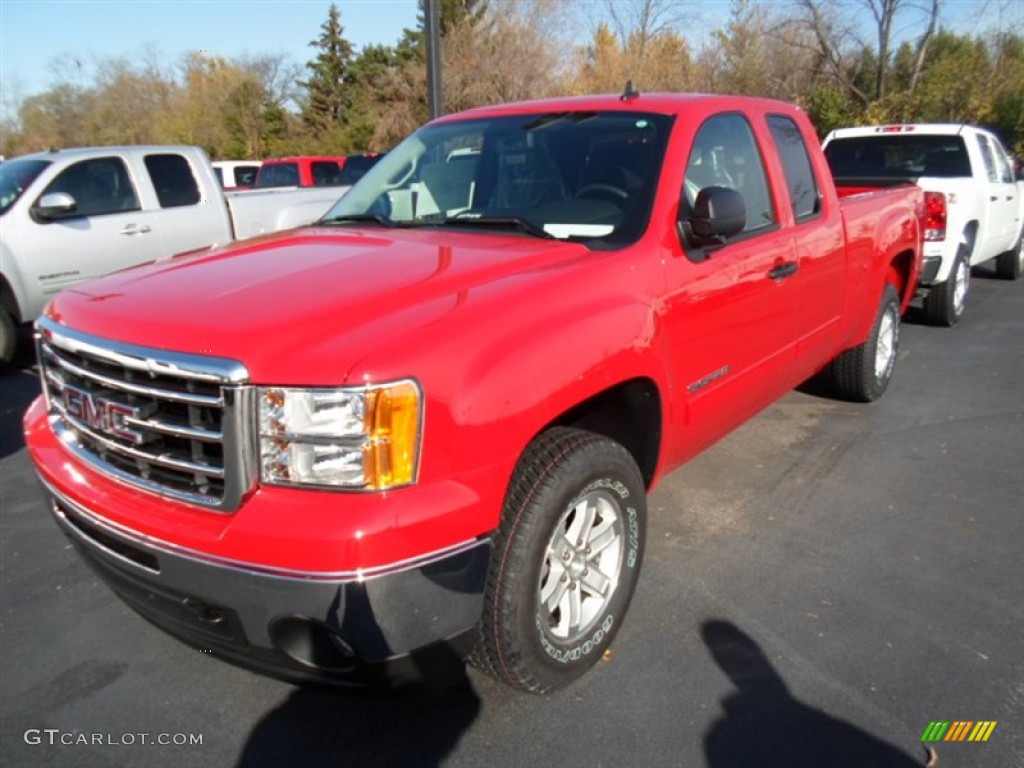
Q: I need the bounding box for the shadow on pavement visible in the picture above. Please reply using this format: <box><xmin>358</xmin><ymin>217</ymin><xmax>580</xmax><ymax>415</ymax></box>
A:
<box><xmin>701</xmin><ymin>619</ymin><xmax>936</xmax><ymax>768</ymax></box>
<box><xmin>236</xmin><ymin>677</ymin><xmax>480</xmax><ymax>768</ymax></box>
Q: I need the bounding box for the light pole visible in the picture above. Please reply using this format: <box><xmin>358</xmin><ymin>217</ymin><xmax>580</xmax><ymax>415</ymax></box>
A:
<box><xmin>424</xmin><ymin>0</ymin><xmax>443</xmax><ymax>119</ymax></box>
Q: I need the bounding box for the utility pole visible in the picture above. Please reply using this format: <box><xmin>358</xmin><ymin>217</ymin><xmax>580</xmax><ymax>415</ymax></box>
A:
<box><xmin>425</xmin><ymin>0</ymin><xmax>443</xmax><ymax>119</ymax></box>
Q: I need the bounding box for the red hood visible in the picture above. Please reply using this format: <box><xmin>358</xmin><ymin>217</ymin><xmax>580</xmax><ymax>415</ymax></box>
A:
<box><xmin>47</xmin><ymin>226</ymin><xmax>589</xmax><ymax>384</ymax></box>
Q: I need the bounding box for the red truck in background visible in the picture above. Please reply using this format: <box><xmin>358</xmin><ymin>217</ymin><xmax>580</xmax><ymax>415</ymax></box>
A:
<box><xmin>24</xmin><ymin>92</ymin><xmax>924</xmax><ymax>694</ymax></box>
<box><xmin>253</xmin><ymin>153</ymin><xmax>383</xmax><ymax>189</ymax></box>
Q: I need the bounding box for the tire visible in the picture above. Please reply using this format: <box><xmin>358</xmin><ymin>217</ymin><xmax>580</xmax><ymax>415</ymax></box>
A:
<box><xmin>0</xmin><ymin>308</ymin><xmax>15</xmax><ymax>365</ymax></box>
<box><xmin>471</xmin><ymin>427</ymin><xmax>647</xmax><ymax>693</ymax></box>
<box><xmin>994</xmin><ymin>231</ymin><xmax>1023</xmax><ymax>280</ymax></box>
<box><xmin>828</xmin><ymin>284</ymin><xmax>901</xmax><ymax>403</ymax></box>
<box><xmin>923</xmin><ymin>246</ymin><xmax>969</xmax><ymax>326</ymax></box>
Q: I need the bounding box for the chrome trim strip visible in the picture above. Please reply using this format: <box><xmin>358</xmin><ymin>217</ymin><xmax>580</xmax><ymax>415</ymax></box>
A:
<box><xmin>123</xmin><ymin>415</ymin><xmax>222</xmax><ymax>443</ymax></box>
<box><xmin>43</xmin><ymin>476</ymin><xmax>489</xmax><ymax>583</ymax></box>
<box><xmin>221</xmin><ymin>385</ymin><xmax>258</xmax><ymax>507</ymax></box>
<box><xmin>42</xmin><ymin>347</ymin><xmax>222</xmax><ymax>407</ymax></box>
<box><xmin>52</xmin><ymin>500</ymin><xmax>161</xmax><ymax>575</ymax></box>
<box><xmin>37</xmin><ymin>316</ymin><xmax>248</xmax><ymax>384</ymax></box>
<box><xmin>52</xmin><ymin>406</ymin><xmax>226</xmax><ymax>479</ymax></box>
<box><xmin>51</xmin><ymin>418</ymin><xmax>226</xmax><ymax>509</ymax></box>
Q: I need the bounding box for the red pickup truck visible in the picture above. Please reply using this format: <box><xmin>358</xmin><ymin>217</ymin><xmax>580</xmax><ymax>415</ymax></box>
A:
<box><xmin>253</xmin><ymin>153</ymin><xmax>383</xmax><ymax>188</ymax></box>
<box><xmin>24</xmin><ymin>93</ymin><xmax>924</xmax><ymax>693</ymax></box>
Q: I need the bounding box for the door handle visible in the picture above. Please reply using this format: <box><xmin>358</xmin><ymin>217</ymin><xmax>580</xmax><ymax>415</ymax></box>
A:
<box><xmin>990</xmin><ymin>195</ymin><xmax>998</xmax><ymax>202</ymax></box>
<box><xmin>768</xmin><ymin>261</ymin><xmax>799</xmax><ymax>280</ymax></box>
<box><xmin>119</xmin><ymin>224</ymin><xmax>152</xmax><ymax>235</ymax></box>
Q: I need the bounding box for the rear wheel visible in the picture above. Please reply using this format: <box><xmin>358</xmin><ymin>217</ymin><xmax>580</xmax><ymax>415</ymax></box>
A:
<box><xmin>924</xmin><ymin>246</ymin><xmax>969</xmax><ymax>326</ymax></box>
<box><xmin>471</xmin><ymin>427</ymin><xmax>646</xmax><ymax>693</ymax></box>
<box><xmin>994</xmin><ymin>231</ymin><xmax>1023</xmax><ymax>280</ymax></box>
<box><xmin>828</xmin><ymin>284</ymin><xmax>901</xmax><ymax>403</ymax></box>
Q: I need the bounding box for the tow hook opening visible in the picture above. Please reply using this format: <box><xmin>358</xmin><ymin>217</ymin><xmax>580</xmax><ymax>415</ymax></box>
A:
<box><xmin>270</xmin><ymin>616</ymin><xmax>358</xmax><ymax>672</ymax></box>
<box><xmin>182</xmin><ymin>597</ymin><xmax>228</xmax><ymax>626</ymax></box>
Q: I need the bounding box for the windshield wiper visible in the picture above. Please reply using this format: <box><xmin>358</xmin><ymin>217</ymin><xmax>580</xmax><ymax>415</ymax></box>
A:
<box><xmin>439</xmin><ymin>215</ymin><xmax>555</xmax><ymax>240</ymax></box>
<box><xmin>321</xmin><ymin>212</ymin><xmax>397</xmax><ymax>227</ymax></box>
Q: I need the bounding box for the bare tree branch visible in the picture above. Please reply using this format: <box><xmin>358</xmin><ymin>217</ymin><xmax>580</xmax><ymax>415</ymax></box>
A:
<box><xmin>910</xmin><ymin>0</ymin><xmax>940</xmax><ymax>91</ymax></box>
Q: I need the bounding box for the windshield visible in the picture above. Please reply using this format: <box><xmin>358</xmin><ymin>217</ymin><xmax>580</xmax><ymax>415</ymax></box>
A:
<box><xmin>0</xmin><ymin>158</ymin><xmax>50</xmax><ymax>216</ymax></box>
<box><xmin>825</xmin><ymin>135</ymin><xmax>971</xmax><ymax>179</ymax></box>
<box><xmin>323</xmin><ymin>111</ymin><xmax>673</xmax><ymax>247</ymax></box>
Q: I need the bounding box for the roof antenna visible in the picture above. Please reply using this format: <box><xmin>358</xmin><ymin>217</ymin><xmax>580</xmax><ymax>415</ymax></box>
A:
<box><xmin>620</xmin><ymin>80</ymin><xmax>640</xmax><ymax>101</ymax></box>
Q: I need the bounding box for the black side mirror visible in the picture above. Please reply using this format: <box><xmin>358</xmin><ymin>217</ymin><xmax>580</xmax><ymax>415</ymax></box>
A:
<box><xmin>31</xmin><ymin>192</ymin><xmax>78</xmax><ymax>222</ymax></box>
<box><xmin>679</xmin><ymin>186</ymin><xmax>746</xmax><ymax>253</ymax></box>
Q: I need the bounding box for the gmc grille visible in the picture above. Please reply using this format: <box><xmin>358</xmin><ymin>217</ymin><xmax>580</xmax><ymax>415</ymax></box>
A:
<box><xmin>36</xmin><ymin>317</ymin><xmax>255</xmax><ymax>512</ymax></box>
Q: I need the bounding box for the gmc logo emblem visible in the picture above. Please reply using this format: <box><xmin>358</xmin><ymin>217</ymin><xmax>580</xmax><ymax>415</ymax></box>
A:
<box><xmin>62</xmin><ymin>385</ymin><xmax>145</xmax><ymax>444</ymax></box>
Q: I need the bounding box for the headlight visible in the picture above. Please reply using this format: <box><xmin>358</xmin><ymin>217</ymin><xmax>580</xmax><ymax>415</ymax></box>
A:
<box><xmin>258</xmin><ymin>380</ymin><xmax>421</xmax><ymax>490</ymax></box>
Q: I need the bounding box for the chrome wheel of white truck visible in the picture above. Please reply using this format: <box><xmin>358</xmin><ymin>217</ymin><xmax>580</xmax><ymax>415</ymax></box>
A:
<box><xmin>924</xmin><ymin>247</ymin><xmax>969</xmax><ymax>326</ymax></box>
<box><xmin>472</xmin><ymin>427</ymin><xmax>646</xmax><ymax>693</ymax></box>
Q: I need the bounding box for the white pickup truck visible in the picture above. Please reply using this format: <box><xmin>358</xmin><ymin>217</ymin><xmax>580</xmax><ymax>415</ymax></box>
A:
<box><xmin>823</xmin><ymin>124</ymin><xmax>1024</xmax><ymax>325</ymax></box>
<box><xmin>0</xmin><ymin>145</ymin><xmax>349</xmax><ymax>361</ymax></box>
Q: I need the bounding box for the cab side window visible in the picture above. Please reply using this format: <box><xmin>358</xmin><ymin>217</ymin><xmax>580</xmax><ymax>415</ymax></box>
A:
<box><xmin>684</xmin><ymin>113</ymin><xmax>775</xmax><ymax>233</ymax></box>
<box><xmin>42</xmin><ymin>157</ymin><xmax>139</xmax><ymax>217</ymax></box>
<box><xmin>767</xmin><ymin>114</ymin><xmax>821</xmax><ymax>221</ymax></box>
<box><xmin>145</xmin><ymin>153</ymin><xmax>201</xmax><ymax>208</ymax></box>
<box><xmin>987</xmin><ymin>137</ymin><xmax>1014</xmax><ymax>184</ymax></box>
<box><xmin>975</xmin><ymin>135</ymin><xmax>998</xmax><ymax>182</ymax></box>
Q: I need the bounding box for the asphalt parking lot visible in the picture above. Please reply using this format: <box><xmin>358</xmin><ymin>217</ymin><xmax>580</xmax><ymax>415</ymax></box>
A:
<box><xmin>1</xmin><ymin>267</ymin><xmax>1022</xmax><ymax>767</ymax></box>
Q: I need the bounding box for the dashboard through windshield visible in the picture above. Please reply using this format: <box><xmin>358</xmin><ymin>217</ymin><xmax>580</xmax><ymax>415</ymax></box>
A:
<box><xmin>323</xmin><ymin>111</ymin><xmax>673</xmax><ymax>248</ymax></box>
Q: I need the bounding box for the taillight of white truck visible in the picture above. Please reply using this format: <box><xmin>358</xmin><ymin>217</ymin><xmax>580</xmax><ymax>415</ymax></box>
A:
<box><xmin>924</xmin><ymin>190</ymin><xmax>947</xmax><ymax>241</ymax></box>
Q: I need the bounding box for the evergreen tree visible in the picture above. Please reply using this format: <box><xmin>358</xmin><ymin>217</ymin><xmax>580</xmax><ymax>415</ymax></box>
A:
<box><xmin>397</xmin><ymin>0</ymin><xmax>488</xmax><ymax>60</ymax></box>
<box><xmin>299</xmin><ymin>3</ymin><xmax>354</xmax><ymax>136</ymax></box>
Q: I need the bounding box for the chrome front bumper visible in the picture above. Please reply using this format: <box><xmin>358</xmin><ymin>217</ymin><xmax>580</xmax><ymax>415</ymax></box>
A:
<box><xmin>42</xmin><ymin>478</ymin><xmax>490</xmax><ymax>689</ymax></box>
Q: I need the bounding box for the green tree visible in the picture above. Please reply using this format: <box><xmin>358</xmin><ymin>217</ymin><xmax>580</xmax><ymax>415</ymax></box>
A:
<box><xmin>805</xmin><ymin>86</ymin><xmax>862</xmax><ymax>135</ymax></box>
<box><xmin>987</xmin><ymin>32</ymin><xmax>1024</xmax><ymax>154</ymax></box>
<box><xmin>299</xmin><ymin>3</ymin><xmax>355</xmax><ymax>138</ymax></box>
<box><xmin>398</xmin><ymin>0</ymin><xmax>489</xmax><ymax>56</ymax></box>
<box><xmin>224</xmin><ymin>78</ymin><xmax>285</xmax><ymax>158</ymax></box>
<box><xmin>344</xmin><ymin>44</ymin><xmax>406</xmax><ymax>150</ymax></box>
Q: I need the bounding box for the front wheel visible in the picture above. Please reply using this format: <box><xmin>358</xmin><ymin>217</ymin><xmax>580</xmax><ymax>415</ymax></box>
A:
<box><xmin>828</xmin><ymin>284</ymin><xmax>901</xmax><ymax>403</ymax></box>
<box><xmin>471</xmin><ymin>427</ymin><xmax>647</xmax><ymax>693</ymax></box>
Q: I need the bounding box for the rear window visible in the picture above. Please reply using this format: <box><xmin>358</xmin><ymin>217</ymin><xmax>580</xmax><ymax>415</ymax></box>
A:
<box><xmin>234</xmin><ymin>165</ymin><xmax>260</xmax><ymax>186</ymax></box>
<box><xmin>311</xmin><ymin>161</ymin><xmax>343</xmax><ymax>186</ymax></box>
<box><xmin>338</xmin><ymin>155</ymin><xmax>382</xmax><ymax>185</ymax></box>
<box><xmin>255</xmin><ymin>163</ymin><xmax>299</xmax><ymax>188</ymax></box>
<box><xmin>825</xmin><ymin>135</ymin><xmax>971</xmax><ymax>179</ymax></box>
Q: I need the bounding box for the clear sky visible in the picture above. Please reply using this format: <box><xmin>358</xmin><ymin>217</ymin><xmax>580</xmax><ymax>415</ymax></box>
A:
<box><xmin>0</xmin><ymin>0</ymin><xmax>420</xmax><ymax>103</ymax></box>
<box><xmin>0</xmin><ymin>0</ymin><xmax>1018</xmax><ymax>111</ymax></box>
